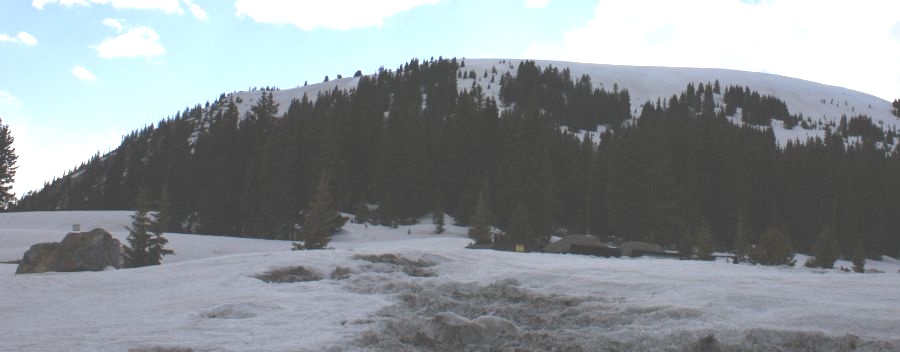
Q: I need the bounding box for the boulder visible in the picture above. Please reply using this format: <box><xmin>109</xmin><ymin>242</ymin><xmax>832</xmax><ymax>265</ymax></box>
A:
<box><xmin>620</xmin><ymin>241</ymin><xmax>666</xmax><ymax>257</ymax></box>
<box><xmin>16</xmin><ymin>228</ymin><xmax>122</xmax><ymax>274</ymax></box>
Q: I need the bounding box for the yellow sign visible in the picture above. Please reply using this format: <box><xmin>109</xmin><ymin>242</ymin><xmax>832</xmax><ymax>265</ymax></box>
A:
<box><xmin>515</xmin><ymin>244</ymin><xmax>524</xmax><ymax>252</ymax></box>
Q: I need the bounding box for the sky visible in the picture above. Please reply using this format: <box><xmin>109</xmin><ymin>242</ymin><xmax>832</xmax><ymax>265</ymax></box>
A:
<box><xmin>1</xmin><ymin>0</ymin><xmax>899</xmax><ymax>197</ymax></box>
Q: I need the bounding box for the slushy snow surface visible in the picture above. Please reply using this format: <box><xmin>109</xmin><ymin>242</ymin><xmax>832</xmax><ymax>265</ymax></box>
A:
<box><xmin>2</xmin><ymin>211</ymin><xmax>899</xmax><ymax>351</ymax></box>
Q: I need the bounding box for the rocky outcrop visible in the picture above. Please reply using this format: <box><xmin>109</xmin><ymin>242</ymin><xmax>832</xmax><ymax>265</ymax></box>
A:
<box><xmin>15</xmin><ymin>228</ymin><xmax>122</xmax><ymax>274</ymax></box>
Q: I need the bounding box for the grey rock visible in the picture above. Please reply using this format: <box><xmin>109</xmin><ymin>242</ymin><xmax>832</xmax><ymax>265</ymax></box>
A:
<box><xmin>16</xmin><ymin>228</ymin><xmax>122</xmax><ymax>274</ymax></box>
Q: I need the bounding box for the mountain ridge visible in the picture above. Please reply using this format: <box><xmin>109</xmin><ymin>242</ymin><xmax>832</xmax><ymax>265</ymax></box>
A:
<box><xmin>220</xmin><ymin>58</ymin><xmax>897</xmax><ymax>147</ymax></box>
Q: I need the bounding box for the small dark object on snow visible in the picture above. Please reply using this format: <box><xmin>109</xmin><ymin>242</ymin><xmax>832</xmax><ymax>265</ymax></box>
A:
<box><xmin>353</xmin><ymin>253</ymin><xmax>435</xmax><ymax>268</ymax></box>
<box><xmin>354</xmin><ymin>253</ymin><xmax>437</xmax><ymax>277</ymax></box>
<box><xmin>694</xmin><ymin>334</ymin><xmax>721</xmax><ymax>352</ymax></box>
<box><xmin>255</xmin><ymin>266</ymin><xmax>322</xmax><ymax>283</ymax></box>
<box><xmin>128</xmin><ymin>346</ymin><xmax>194</xmax><ymax>352</ymax></box>
<box><xmin>331</xmin><ymin>266</ymin><xmax>352</xmax><ymax>280</ymax></box>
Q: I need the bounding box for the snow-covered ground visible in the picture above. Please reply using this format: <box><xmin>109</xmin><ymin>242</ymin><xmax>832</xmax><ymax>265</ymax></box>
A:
<box><xmin>0</xmin><ymin>211</ymin><xmax>290</xmax><ymax>265</ymax></box>
<box><xmin>2</xmin><ymin>211</ymin><xmax>899</xmax><ymax>351</ymax></box>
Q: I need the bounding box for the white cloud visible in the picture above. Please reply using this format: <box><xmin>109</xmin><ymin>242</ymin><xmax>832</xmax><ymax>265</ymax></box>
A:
<box><xmin>107</xmin><ymin>0</ymin><xmax>183</xmax><ymax>14</ymax></box>
<box><xmin>525</xmin><ymin>0</ymin><xmax>900</xmax><ymax>101</ymax></box>
<box><xmin>525</xmin><ymin>0</ymin><xmax>550</xmax><ymax>9</ymax></box>
<box><xmin>93</xmin><ymin>23</ymin><xmax>166</xmax><ymax>59</ymax></box>
<box><xmin>33</xmin><ymin>0</ymin><xmax>208</xmax><ymax>20</ymax></box>
<box><xmin>102</xmin><ymin>18</ymin><xmax>124</xmax><ymax>31</ymax></box>
<box><xmin>0</xmin><ymin>91</ymin><xmax>22</xmax><ymax>108</ymax></box>
<box><xmin>16</xmin><ymin>32</ymin><xmax>39</xmax><ymax>46</ymax></box>
<box><xmin>0</xmin><ymin>32</ymin><xmax>38</xmax><ymax>47</ymax></box>
<box><xmin>186</xmin><ymin>1</ymin><xmax>207</xmax><ymax>21</ymax></box>
<box><xmin>234</xmin><ymin>0</ymin><xmax>438</xmax><ymax>31</ymax></box>
<box><xmin>71</xmin><ymin>66</ymin><xmax>97</xmax><ymax>81</ymax></box>
<box><xmin>32</xmin><ymin>0</ymin><xmax>88</xmax><ymax>9</ymax></box>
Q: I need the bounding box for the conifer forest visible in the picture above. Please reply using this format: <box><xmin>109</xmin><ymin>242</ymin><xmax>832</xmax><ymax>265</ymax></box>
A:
<box><xmin>16</xmin><ymin>58</ymin><xmax>900</xmax><ymax>259</ymax></box>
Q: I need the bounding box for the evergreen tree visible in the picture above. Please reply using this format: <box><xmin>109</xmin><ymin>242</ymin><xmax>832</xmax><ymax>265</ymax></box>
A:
<box><xmin>196</xmin><ymin>102</ymin><xmax>242</xmax><ymax>236</ymax></box>
<box><xmin>353</xmin><ymin>198</ymin><xmax>370</xmax><ymax>224</ymax></box>
<box><xmin>678</xmin><ymin>229</ymin><xmax>695</xmax><ymax>259</ymax></box>
<box><xmin>694</xmin><ymin>220</ymin><xmax>715</xmax><ymax>260</ymax></box>
<box><xmin>147</xmin><ymin>188</ymin><xmax>174</xmax><ymax>265</ymax></box>
<box><xmin>377</xmin><ymin>193</ymin><xmax>399</xmax><ymax>228</ymax></box>
<box><xmin>468</xmin><ymin>180</ymin><xmax>493</xmax><ymax>244</ymax></box>
<box><xmin>701</xmin><ymin>88</ymin><xmax>716</xmax><ymax>120</ymax></box>
<box><xmin>433</xmin><ymin>200</ymin><xmax>445</xmax><ymax>234</ymax></box>
<box><xmin>733</xmin><ymin>215</ymin><xmax>752</xmax><ymax>263</ymax></box>
<box><xmin>505</xmin><ymin>202</ymin><xmax>535</xmax><ymax>248</ymax></box>
<box><xmin>123</xmin><ymin>190</ymin><xmax>152</xmax><ymax>268</ymax></box>
<box><xmin>0</xmin><ymin>118</ymin><xmax>17</xmax><ymax>210</ymax></box>
<box><xmin>805</xmin><ymin>225</ymin><xmax>839</xmax><ymax>269</ymax></box>
<box><xmin>294</xmin><ymin>172</ymin><xmax>348</xmax><ymax>250</ymax></box>
<box><xmin>239</xmin><ymin>92</ymin><xmax>278</xmax><ymax>236</ymax></box>
<box><xmin>851</xmin><ymin>243</ymin><xmax>866</xmax><ymax>273</ymax></box>
<box><xmin>750</xmin><ymin>226</ymin><xmax>795</xmax><ymax>266</ymax></box>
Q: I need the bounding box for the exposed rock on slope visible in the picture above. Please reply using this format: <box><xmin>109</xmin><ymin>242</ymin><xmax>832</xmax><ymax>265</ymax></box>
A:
<box><xmin>16</xmin><ymin>228</ymin><xmax>122</xmax><ymax>274</ymax></box>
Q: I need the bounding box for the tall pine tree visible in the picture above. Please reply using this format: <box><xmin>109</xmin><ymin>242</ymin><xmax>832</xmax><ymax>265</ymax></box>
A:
<box><xmin>468</xmin><ymin>180</ymin><xmax>493</xmax><ymax>244</ymax></box>
<box><xmin>433</xmin><ymin>193</ymin><xmax>446</xmax><ymax>234</ymax></box>
<box><xmin>733</xmin><ymin>215</ymin><xmax>752</xmax><ymax>263</ymax></box>
<box><xmin>694</xmin><ymin>220</ymin><xmax>715</xmax><ymax>260</ymax></box>
<box><xmin>805</xmin><ymin>225</ymin><xmax>839</xmax><ymax>269</ymax></box>
<box><xmin>123</xmin><ymin>190</ymin><xmax>152</xmax><ymax>268</ymax></box>
<box><xmin>148</xmin><ymin>188</ymin><xmax>174</xmax><ymax>265</ymax></box>
<box><xmin>0</xmin><ymin>118</ymin><xmax>17</xmax><ymax>210</ymax></box>
<box><xmin>294</xmin><ymin>172</ymin><xmax>348</xmax><ymax>250</ymax></box>
<box><xmin>750</xmin><ymin>226</ymin><xmax>795</xmax><ymax>266</ymax></box>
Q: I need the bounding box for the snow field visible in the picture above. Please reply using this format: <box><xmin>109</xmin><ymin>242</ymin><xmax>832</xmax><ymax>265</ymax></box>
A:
<box><xmin>1</xmin><ymin>211</ymin><xmax>900</xmax><ymax>351</ymax></box>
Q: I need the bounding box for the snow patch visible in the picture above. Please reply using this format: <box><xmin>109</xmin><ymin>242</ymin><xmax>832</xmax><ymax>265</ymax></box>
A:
<box><xmin>199</xmin><ymin>302</ymin><xmax>278</xmax><ymax>320</ymax></box>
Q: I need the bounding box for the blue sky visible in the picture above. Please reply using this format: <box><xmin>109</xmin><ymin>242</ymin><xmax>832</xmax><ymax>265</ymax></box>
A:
<box><xmin>1</xmin><ymin>0</ymin><xmax>899</xmax><ymax>196</ymax></box>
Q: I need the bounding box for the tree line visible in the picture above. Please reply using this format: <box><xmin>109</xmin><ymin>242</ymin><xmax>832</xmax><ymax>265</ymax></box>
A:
<box><xmin>14</xmin><ymin>58</ymin><xmax>900</xmax><ymax>260</ymax></box>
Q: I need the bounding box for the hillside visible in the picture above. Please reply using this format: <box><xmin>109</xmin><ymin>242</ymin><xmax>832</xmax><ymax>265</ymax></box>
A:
<box><xmin>13</xmin><ymin>57</ymin><xmax>900</xmax><ymax>261</ymax></box>
<box><xmin>2</xmin><ymin>211</ymin><xmax>899</xmax><ymax>351</ymax></box>
<box><xmin>228</xmin><ymin>59</ymin><xmax>899</xmax><ymax>146</ymax></box>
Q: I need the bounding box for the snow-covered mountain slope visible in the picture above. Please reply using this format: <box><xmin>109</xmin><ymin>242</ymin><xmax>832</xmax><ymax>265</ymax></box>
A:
<box><xmin>2</xmin><ymin>211</ymin><xmax>900</xmax><ymax>351</ymax></box>
<box><xmin>223</xmin><ymin>59</ymin><xmax>898</xmax><ymax>147</ymax></box>
<box><xmin>228</xmin><ymin>76</ymin><xmax>362</xmax><ymax>118</ymax></box>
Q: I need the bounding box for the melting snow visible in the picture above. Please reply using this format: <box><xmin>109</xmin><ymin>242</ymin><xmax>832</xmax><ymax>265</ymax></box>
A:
<box><xmin>1</xmin><ymin>211</ymin><xmax>899</xmax><ymax>351</ymax></box>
